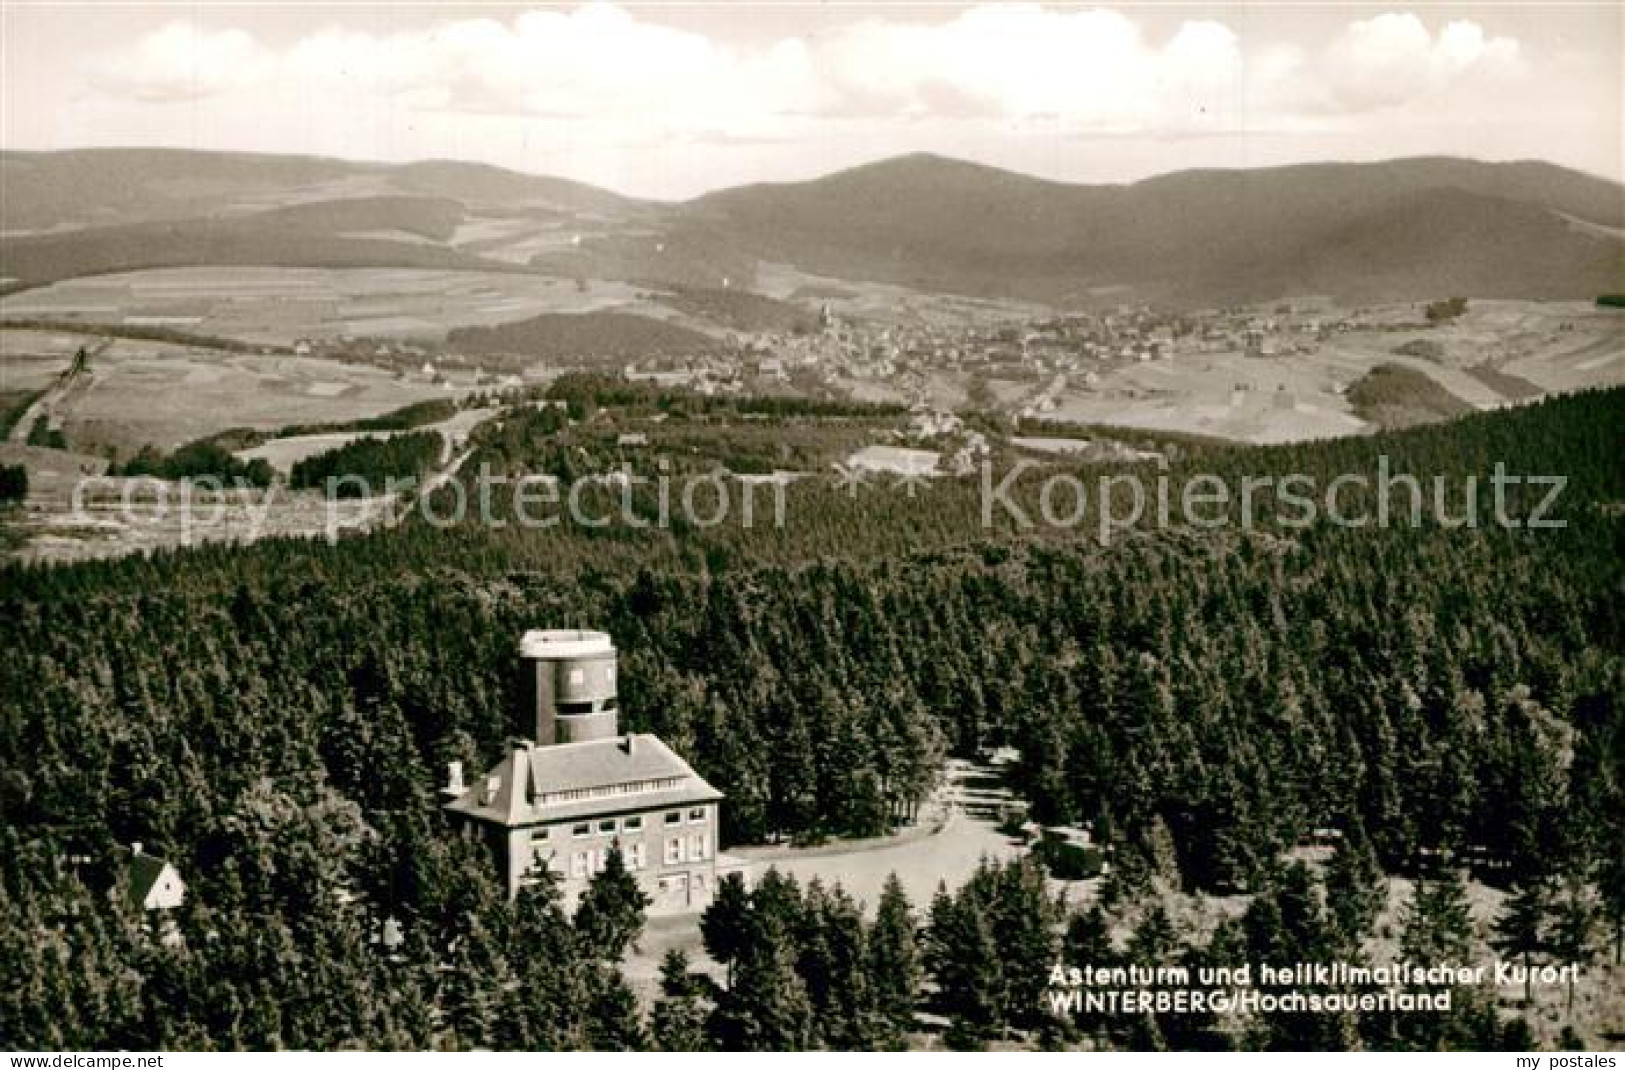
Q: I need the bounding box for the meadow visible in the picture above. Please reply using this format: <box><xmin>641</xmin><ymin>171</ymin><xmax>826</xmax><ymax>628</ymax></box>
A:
<box><xmin>1046</xmin><ymin>301</ymin><xmax>1623</xmax><ymax>444</ymax></box>
<box><xmin>1</xmin><ymin>327</ymin><xmax>465</xmax><ymax>455</ymax></box>
<box><xmin>0</xmin><ymin>267</ymin><xmax>654</xmax><ymax>346</ymax></box>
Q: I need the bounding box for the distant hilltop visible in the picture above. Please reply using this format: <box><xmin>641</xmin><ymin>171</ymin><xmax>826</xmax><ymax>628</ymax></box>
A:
<box><xmin>2</xmin><ymin>147</ymin><xmax>1621</xmax><ymax>308</ymax></box>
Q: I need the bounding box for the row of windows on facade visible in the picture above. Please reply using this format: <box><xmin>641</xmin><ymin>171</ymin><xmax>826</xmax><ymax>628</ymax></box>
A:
<box><xmin>480</xmin><ymin>774</ymin><xmax>686</xmax><ymax>808</ymax></box>
<box><xmin>558</xmin><ymin>833</ymin><xmax>710</xmax><ymax>879</ymax></box>
<box><xmin>530</xmin><ymin>807</ymin><xmax>709</xmax><ymax>841</ymax></box>
<box><xmin>539</xmin><ymin>778</ymin><xmax>685</xmax><ymax>806</ymax></box>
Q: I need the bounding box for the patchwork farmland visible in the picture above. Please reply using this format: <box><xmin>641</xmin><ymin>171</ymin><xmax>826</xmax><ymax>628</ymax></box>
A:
<box><xmin>0</xmin><ymin>267</ymin><xmax>656</xmax><ymax>347</ymax></box>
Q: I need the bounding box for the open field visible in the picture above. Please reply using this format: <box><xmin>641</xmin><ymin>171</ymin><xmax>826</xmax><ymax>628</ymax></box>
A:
<box><xmin>7</xmin><ymin>479</ymin><xmax>396</xmax><ymax>565</ymax></box>
<box><xmin>235</xmin><ymin>430</ymin><xmax>413</xmax><ymax>475</ymax></box>
<box><xmin>0</xmin><ymin>329</ymin><xmax>84</xmax><ymax>394</ymax></box>
<box><xmin>1328</xmin><ymin>300</ymin><xmax>1625</xmax><ymax>401</ymax></box>
<box><xmin>1504</xmin><ymin>328</ymin><xmax>1625</xmax><ymax>393</ymax></box>
<box><xmin>237</xmin><ymin>404</ymin><xmax>499</xmax><ymax>474</ymax></box>
<box><xmin>0</xmin><ymin>267</ymin><xmax>654</xmax><ymax>346</ymax></box>
<box><xmin>4</xmin><ymin>389</ymin><xmax>504</xmax><ymax>562</ymax></box>
<box><xmin>756</xmin><ymin>260</ymin><xmax>1047</xmax><ymax>329</ymax></box>
<box><xmin>68</xmin><ymin>348</ymin><xmax>467</xmax><ymax>455</ymax></box>
<box><xmin>918</xmin><ymin>371</ymin><xmax>973</xmax><ymax>410</ymax></box>
<box><xmin>0</xmin><ymin>441</ymin><xmax>108</xmax><ymax>497</ymax></box>
<box><xmin>1043</xmin><ymin>301</ymin><xmax>1623</xmax><ymax>443</ymax></box>
<box><xmin>1046</xmin><ymin>350</ymin><xmax>1371</xmax><ymax>444</ymax></box>
<box><xmin>446</xmin><ymin>213</ymin><xmax>653</xmax><ymax>266</ymax></box>
<box><xmin>831</xmin><ymin>376</ymin><xmax>911</xmax><ymax>406</ymax></box>
<box><xmin>0</xmin><ymin>266</ymin><xmax>821</xmax><ymax>350</ymax></box>
<box><xmin>0</xmin><ymin>329</ymin><xmax>473</xmax><ymax>454</ymax></box>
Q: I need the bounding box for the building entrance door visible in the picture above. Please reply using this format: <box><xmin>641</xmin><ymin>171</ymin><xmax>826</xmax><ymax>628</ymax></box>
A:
<box><xmin>657</xmin><ymin>872</ymin><xmax>689</xmax><ymax>910</ymax></box>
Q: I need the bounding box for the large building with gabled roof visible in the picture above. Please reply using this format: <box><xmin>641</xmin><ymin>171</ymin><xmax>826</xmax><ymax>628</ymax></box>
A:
<box><xmin>442</xmin><ymin>629</ymin><xmax>723</xmax><ymax>912</ymax></box>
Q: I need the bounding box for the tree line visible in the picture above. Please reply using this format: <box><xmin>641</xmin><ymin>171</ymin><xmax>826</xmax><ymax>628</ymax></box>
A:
<box><xmin>289</xmin><ymin>431</ymin><xmax>443</xmax><ymax>496</ymax></box>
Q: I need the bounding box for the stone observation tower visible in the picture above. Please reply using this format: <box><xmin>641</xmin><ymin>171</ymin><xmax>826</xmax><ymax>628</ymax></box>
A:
<box><xmin>443</xmin><ymin>628</ymin><xmax>726</xmax><ymax>912</ymax></box>
<box><xmin>518</xmin><ymin>628</ymin><xmax>620</xmax><ymax>745</ymax></box>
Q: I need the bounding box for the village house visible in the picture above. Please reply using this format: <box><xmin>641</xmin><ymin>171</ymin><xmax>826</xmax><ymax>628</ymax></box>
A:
<box><xmin>125</xmin><ymin>843</ymin><xmax>186</xmax><ymax>912</ymax></box>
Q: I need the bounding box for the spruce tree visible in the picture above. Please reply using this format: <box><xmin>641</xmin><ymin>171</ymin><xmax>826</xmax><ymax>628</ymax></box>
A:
<box><xmin>1491</xmin><ymin>877</ymin><xmax>1552</xmax><ymax>1004</ymax></box>
<box><xmin>1401</xmin><ymin>868</ymin><xmax>1474</xmax><ymax>965</ymax></box>
<box><xmin>701</xmin><ymin>871</ymin><xmax>753</xmax><ymax>984</ymax></box>
<box><xmin>709</xmin><ymin>917</ymin><xmax>816</xmax><ymax>1051</ymax></box>
<box><xmin>1325</xmin><ymin>820</ymin><xmax>1386</xmax><ymax>951</ymax></box>
<box><xmin>932</xmin><ymin>902</ymin><xmax>1005</xmax><ymax>1049</ymax></box>
<box><xmin>869</xmin><ymin>874</ymin><xmax>921</xmax><ymax>1037</ymax></box>
<box><xmin>573</xmin><ymin>844</ymin><xmax>650</xmax><ymax>961</ymax></box>
<box><xmin>1549</xmin><ymin>879</ymin><xmax>1599</xmax><ymax>1017</ymax></box>
<box><xmin>585</xmin><ymin>967</ymin><xmax>648</xmax><ymax>1051</ymax></box>
<box><xmin>651</xmin><ymin>949</ymin><xmax>709</xmax><ymax>1052</ymax></box>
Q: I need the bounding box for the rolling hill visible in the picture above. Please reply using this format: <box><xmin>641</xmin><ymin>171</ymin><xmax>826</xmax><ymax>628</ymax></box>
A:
<box><xmin>0</xmin><ymin>147</ymin><xmax>640</xmax><ymax>232</ymax></box>
<box><xmin>2</xmin><ymin>147</ymin><xmax>1621</xmax><ymax>308</ymax></box>
<box><xmin>0</xmin><ymin>196</ymin><xmax>505</xmax><ymax>285</ymax></box>
<box><xmin>675</xmin><ymin>153</ymin><xmax>1625</xmax><ymax>306</ymax></box>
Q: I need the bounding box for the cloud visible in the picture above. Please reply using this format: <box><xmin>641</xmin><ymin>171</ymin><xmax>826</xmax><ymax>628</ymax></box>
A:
<box><xmin>823</xmin><ymin>6</ymin><xmax>1233</xmax><ymax>128</ymax></box>
<box><xmin>87</xmin><ymin>21</ymin><xmax>269</xmax><ymax>102</ymax></box>
<box><xmin>1320</xmin><ymin>13</ymin><xmax>1524</xmax><ymax>110</ymax></box>
<box><xmin>82</xmin><ymin>4</ymin><xmax>1528</xmax><ymax>136</ymax></box>
<box><xmin>820</xmin><ymin>6</ymin><xmax>1524</xmax><ymax>131</ymax></box>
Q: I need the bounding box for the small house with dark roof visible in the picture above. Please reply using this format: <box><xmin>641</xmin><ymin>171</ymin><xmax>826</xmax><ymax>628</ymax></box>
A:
<box><xmin>125</xmin><ymin>844</ymin><xmax>186</xmax><ymax>912</ymax></box>
<box><xmin>443</xmin><ymin>630</ymin><xmax>724</xmax><ymax>913</ymax></box>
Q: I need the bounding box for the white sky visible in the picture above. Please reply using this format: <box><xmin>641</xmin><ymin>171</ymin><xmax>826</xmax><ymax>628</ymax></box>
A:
<box><xmin>1</xmin><ymin>2</ymin><xmax>1619</xmax><ymax>199</ymax></box>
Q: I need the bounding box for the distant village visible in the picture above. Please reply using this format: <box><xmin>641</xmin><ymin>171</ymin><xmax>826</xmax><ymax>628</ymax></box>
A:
<box><xmin>615</xmin><ymin>302</ymin><xmax>1359</xmax><ymax>415</ymax></box>
<box><xmin>284</xmin><ymin>299</ymin><xmax>1371</xmax><ymax>418</ymax></box>
<box><xmin>256</xmin><ymin>298</ymin><xmax>1392</xmax><ymax>484</ymax></box>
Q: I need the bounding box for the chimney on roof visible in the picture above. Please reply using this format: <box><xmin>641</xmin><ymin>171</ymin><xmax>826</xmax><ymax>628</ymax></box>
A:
<box><xmin>443</xmin><ymin>760</ymin><xmax>465</xmax><ymax>798</ymax></box>
<box><xmin>131</xmin><ymin>842</ymin><xmax>143</xmax><ymax>857</ymax></box>
<box><xmin>621</xmin><ymin>734</ymin><xmax>634</xmax><ymax>755</ymax></box>
<box><xmin>499</xmin><ymin>739</ymin><xmax>534</xmax><ymax>819</ymax></box>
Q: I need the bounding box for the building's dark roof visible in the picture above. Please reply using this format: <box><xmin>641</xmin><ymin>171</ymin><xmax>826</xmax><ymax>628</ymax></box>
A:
<box><xmin>444</xmin><ymin>734</ymin><xmax>723</xmax><ymax>828</ymax></box>
<box><xmin>527</xmin><ymin>734</ymin><xmax>693</xmax><ymax>795</ymax></box>
<box><xmin>127</xmin><ymin>853</ymin><xmax>175</xmax><ymax>907</ymax></box>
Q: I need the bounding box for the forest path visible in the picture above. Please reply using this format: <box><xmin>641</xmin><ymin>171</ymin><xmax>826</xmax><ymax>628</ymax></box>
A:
<box><xmin>6</xmin><ymin>339</ymin><xmax>106</xmax><ymax>444</ymax></box>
